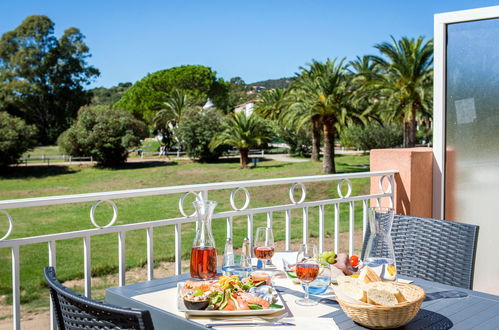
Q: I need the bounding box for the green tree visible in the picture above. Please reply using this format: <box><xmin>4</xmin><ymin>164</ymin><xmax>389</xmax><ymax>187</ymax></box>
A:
<box><xmin>58</xmin><ymin>105</ymin><xmax>146</xmax><ymax>167</ymax></box>
<box><xmin>90</xmin><ymin>82</ymin><xmax>132</xmax><ymax>105</ymax></box>
<box><xmin>0</xmin><ymin>15</ymin><xmax>99</xmax><ymax>144</ymax></box>
<box><xmin>287</xmin><ymin>75</ymin><xmax>322</xmax><ymax>162</ymax></box>
<box><xmin>178</xmin><ymin>109</ymin><xmax>227</xmax><ymax>162</ymax></box>
<box><xmin>115</xmin><ymin>65</ymin><xmax>228</xmax><ymax>122</ymax></box>
<box><xmin>0</xmin><ymin>112</ymin><xmax>37</xmax><ymax>168</ymax></box>
<box><xmin>255</xmin><ymin>89</ymin><xmax>290</xmax><ymax>121</ymax></box>
<box><xmin>153</xmin><ymin>89</ymin><xmax>195</xmax><ymax>148</ymax></box>
<box><xmin>340</xmin><ymin>122</ymin><xmax>402</xmax><ymax>151</ymax></box>
<box><xmin>210</xmin><ymin>112</ymin><xmax>272</xmax><ymax>169</ymax></box>
<box><xmin>153</xmin><ymin>89</ymin><xmax>192</xmax><ymax>130</ymax></box>
<box><xmin>369</xmin><ymin>36</ymin><xmax>433</xmax><ymax>147</ymax></box>
<box><xmin>290</xmin><ymin>59</ymin><xmax>368</xmax><ymax>173</ymax></box>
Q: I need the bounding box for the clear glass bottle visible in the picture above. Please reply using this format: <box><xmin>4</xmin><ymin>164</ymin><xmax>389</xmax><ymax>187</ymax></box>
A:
<box><xmin>361</xmin><ymin>207</ymin><xmax>397</xmax><ymax>281</ymax></box>
<box><xmin>190</xmin><ymin>200</ymin><xmax>217</xmax><ymax>279</ymax></box>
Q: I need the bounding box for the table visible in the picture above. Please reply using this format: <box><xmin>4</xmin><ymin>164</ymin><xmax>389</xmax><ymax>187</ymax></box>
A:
<box><xmin>106</xmin><ymin>273</ymin><xmax>499</xmax><ymax>329</ymax></box>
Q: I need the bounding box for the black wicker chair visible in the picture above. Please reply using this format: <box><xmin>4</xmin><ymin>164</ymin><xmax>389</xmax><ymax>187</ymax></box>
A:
<box><xmin>361</xmin><ymin>214</ymin><xmax>479</xmax><ymax>289</ymax></box>
<box><xmin>44</xmin><ymin>267</ymin><xmax>154</xmax><ymax>329</ymax></box>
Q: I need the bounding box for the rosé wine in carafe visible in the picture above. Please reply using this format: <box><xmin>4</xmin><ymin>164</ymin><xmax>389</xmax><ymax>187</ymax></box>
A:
<box><xmin>190</xmin><ymin>200</ymin><xmax>217</xmax><ymax>279</ymax></box>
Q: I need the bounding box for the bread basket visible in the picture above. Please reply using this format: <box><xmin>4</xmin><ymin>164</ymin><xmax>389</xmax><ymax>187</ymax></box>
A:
<box><xmin>335</xmin><ymin>283</ymin><xmax>425</xmax><ymax>329</ymax></box>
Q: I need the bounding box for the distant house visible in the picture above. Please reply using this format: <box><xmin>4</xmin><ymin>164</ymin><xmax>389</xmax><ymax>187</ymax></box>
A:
<box><xmin>246</xmin><ymin>85</ymin><xmax>266</xmax><ymax>95</ymax></box>
<box><xmin>234</xmin><ymin>101</ymin><xmax>255</xmax><ymax>116</ymax></box>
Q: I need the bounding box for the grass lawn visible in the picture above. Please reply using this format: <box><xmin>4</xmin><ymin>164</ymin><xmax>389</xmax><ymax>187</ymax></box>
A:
<box><xmin>0</xmin><ymin>154</ymin><xmax>370</xmax><ymax>308</ymax></box>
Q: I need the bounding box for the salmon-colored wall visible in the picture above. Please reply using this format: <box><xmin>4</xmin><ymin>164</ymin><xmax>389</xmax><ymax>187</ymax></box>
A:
<box><xmin>370</xmin><ymin>148</ymin><xmax>433</xmax><ymax>217</ymax></box>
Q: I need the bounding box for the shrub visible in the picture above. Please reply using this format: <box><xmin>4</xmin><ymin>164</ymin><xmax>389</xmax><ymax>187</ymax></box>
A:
<box><xmin>340</xmin><ymin>122</ymin><xmax>402</xmax><ymax>151</ymax></box>
<box><xmin>274</xmin><ymin>124</ymin><xmax>311</xmax><ymax>157</ymax></box>
<box><xmin>0</xmin><ymin>112</ymin><xmax>38</xmax><ymax>168</ymax></box>
<box><xmin>58</xmin><ymin>105</ymin><xmax>145</xmax><ymax>167</ymax></box>
<box><xmin>177</xmin><ymin>109</ymin><xmax>227</xmax><ymax>162</ymax></box>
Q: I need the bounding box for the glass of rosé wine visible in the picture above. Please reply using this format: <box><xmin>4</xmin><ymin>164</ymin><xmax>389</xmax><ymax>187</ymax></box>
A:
<box><xmin>253</xmin><ymin>227</ymin><xmax>274</xmax><ymax>270</ymax></box>
<box><xmin>295</xmin><ymin>243</ymin><xmax>319</xmax><ymax>306</ymax></box>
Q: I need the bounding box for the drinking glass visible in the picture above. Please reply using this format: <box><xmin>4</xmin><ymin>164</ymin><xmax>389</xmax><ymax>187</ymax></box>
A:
<box><xmin>222</xmin><ymin>254</ymin><xmax>252</xmax><ymax>278</ymax></box>
<box><xmin>295</xmin><ymin>243</ymin><xmax>319</xmax><ymax>306</ymax></box>
<box><xmin>253</xmin><ymin>227</ymin><xmax>274</xmax><ymax>270</ymax></box>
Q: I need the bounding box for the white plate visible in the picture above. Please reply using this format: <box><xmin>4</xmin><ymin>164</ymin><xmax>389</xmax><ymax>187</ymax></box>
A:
<box><xmin>177</xmin><ymin>282</ymin><xmax>286</xmax><ymax>316</ymax></box>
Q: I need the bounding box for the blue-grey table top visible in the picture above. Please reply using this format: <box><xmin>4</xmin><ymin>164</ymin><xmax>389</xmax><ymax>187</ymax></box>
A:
<box><xmin>106</xmin><ymin>273</ymin><xmax>499</xmax><ymax>329</ymax></box>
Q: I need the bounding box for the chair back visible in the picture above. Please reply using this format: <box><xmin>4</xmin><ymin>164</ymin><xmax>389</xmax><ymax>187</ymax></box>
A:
<box><xmin>44</xmin><ymin>267</ymin><xmax>154</xmax><ymax>329</ymax></box>
<box><xmin>361</xmin><ymin>214</ymin><xmax>479</xmax><ymax>289</ymax></box>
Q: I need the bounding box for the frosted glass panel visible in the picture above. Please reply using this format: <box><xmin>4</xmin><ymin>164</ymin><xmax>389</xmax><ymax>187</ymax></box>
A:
<box><xmin>446</xmin><ymin>18</ymin><xmax>499</xmax><ymax>294</ymax></box>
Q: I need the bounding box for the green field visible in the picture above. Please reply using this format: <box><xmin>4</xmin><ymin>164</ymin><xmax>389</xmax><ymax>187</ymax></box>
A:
<box><xmin>0</xmin><ymin>154</ymin><xmax>370</xmax><ymax>309</ymax></box>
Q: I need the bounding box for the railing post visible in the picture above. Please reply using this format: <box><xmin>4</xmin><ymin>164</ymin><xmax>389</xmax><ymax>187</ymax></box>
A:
<box><xmin>11</xmin><ymin>246</ymin><xmax>20</xmax><ymax>330</ymax></box>
<box><xmin>362</xmin><ymin>200</ymin><xmax>368</xmax><ymax>240</ymax></box>
<box><xmin>302</xmin><ymin>207</ymin><xmax>309</xmax><ymax>245</ymax></box>
<box><xmin>285</xmin><ymin>209</ymin><xmax>291</xmax><ymax>251</ymax></box>
<box><xmin>247</xmin><ymin>214</ymin><xmax>253</xmax><ymax>252</ymax></box>
<box><xmin>48</xmin><ymin>241</ymin><xmax>56</xmax><ymax>330</ymax></box>
<box><xmin>334</xmin><ymin>204</ymin><xmax>340</xmax><ymax>253</ymax></box>
<box><xmin>349</xmin><ymin>201</ymin><xmax>354</xmax><ymax>256</ymax></box>
<box><xmin>175</xmin><ymin>223</ymin><xmax>182</xmax><ymax>275</ymax></box>
<box><xmin>318</xmin><ymin>205</ymin><xmax>325</xmax><ymax>253</ymax></box>
<box><xmin>147</xmin><ymin>227</ymin><xmax>154</xmax><ymax>280</ymax></box>
<box><xmin>83</xmin><ymin>236</ymin><xmax>91</xmax><ymax>298</ymax></box>
<box><xmin>118</xmin><ymin>232</ymin><xmax>126</xmax><ymax>286</ymax></box>
<box><xmin>266</xmin><ymin>211</ymin><xmax>273</xmax><ymax>228</ymax></box>
<box><xmin>226</xmin><ymin>217</ymin><xmax>233</xmax><ymax>240</ymax></box>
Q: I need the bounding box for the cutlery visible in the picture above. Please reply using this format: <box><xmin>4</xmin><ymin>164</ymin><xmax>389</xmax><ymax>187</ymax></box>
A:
<box><xmin>209</xmin><ymin>311</ymin><xmax>289</xmax><ymax>323</ymax></box>
<box><xmin>205</xmin><ymin>321</ymin><xmax>295</xmax><ymax>327</ymax></box>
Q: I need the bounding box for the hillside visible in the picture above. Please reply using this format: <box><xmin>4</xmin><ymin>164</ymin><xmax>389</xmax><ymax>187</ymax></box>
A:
<box><xmin>250</xmin><ymin>77</ymin><xmax>293</xmax><ymax>89</ymax></box>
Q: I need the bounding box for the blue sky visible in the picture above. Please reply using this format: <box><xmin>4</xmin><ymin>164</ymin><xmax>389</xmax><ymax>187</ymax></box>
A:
<box><xmin>1</xmin><ymin>0</ymin><xmax>497</xmax><ymax>88</ymax></box>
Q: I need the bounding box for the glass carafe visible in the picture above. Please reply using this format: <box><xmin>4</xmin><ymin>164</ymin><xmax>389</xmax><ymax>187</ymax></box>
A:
<box><xmin>190</xmin><ymin>200</ymin><xmax>217</xmax><ymax>279</ymax></box>
<box><xmin>362</xmin><ymin>207</ymin><xmax>397</xmax><ymax>281</ymax></box>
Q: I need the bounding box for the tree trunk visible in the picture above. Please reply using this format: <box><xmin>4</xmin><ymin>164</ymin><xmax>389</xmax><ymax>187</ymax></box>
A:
<box><xmin>403</xmin><ymin>108</ymin><xmax>417</xmax><ymax>148</ymax></box>
<box><xmin>239</xmin><ymin>148</ymin><xmax>249</xmax><ymax>169</ymax></box>
<box><xmin>311</xmin><ymin>117</ymin><xmax>321</xmax><ymax>161</ymax></box>
<box><xmin>322</xmin><ymin>119</ymin><xmax>336</xmax><ymax>174</ymax></box>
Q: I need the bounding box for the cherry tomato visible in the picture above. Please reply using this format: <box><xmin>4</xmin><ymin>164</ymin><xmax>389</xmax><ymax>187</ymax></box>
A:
<box><xmin>350</xmin><ymin>255</ymin><xmax>359</xmax><ymax>267</ymax></box>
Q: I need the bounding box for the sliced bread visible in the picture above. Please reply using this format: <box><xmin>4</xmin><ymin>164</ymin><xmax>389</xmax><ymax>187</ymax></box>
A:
<box><xmin>336</xmin><ymin>276</ymin><xmax>359</xmax><ymax>286</ymax></box>
<box><xmin>366</xmin><ymin>287</ymin><xmax>399</xmax><ymax>306</ymax></box>
<box><xmin>365</xmin><ymin>282</ymin><xmax>406</xmax><ymax>303</ymax></box>
<box><xmin>338</xmin><ymin>282</ymin><xmax>367</xmax><ymax>303</ymax></box>
<box><xmin>358</xmin><ymin>266</ymin><xmax>381</xmax><ymax>284</ymax></box>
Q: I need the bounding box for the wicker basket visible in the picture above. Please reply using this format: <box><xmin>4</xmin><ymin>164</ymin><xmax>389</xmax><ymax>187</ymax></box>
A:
<box><xmin>336</xmin><ymin>283</ymin><xmax>426</xmax><ymax>329</ymax></box>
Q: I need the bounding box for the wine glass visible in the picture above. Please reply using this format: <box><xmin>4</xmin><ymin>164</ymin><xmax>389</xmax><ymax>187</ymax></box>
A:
<box><xmin>295</xmin><ymin>243</ymin><xmax>319</xmax><ymax>306</ymax></box>
<box><xmin>253</xmin><ymin>227</ymin><xmax>274</xmax><ymax>270</ymax></box>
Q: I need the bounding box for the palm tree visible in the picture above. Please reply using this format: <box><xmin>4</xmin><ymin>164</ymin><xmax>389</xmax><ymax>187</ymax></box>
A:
<box><xmin>254</xmin><ymin>89</ymin><xmax>290</xmax><ymax>121</ymax></box>
<box><xmin>153</xmin><ymin>89</ymin><xmax>191</xmax><ymax>131</ymax></box>
<box><xmin>289</xmin><ymin>58</ymin><xmax>367</xmax><ymax>173</ymax></box>
<box><xmin>369</xmin><ymin>36</ymin><xmax>433</xmax><ymax>147</ymax></box>
<box><xmin>210</xmin><ymin>112</ymin><xmax>271</xmax><ymax>169</ymax></box>
<box><xmin>285</xmin><ymin>83</ymin><xmax>322</xmax><ymax>162</ymax></box>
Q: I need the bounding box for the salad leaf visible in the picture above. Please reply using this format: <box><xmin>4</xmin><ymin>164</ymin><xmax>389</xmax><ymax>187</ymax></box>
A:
<box><xmin>270</xmin><ymin>304</ymin><xmax>283</xmax><ymax>309</ymax></box>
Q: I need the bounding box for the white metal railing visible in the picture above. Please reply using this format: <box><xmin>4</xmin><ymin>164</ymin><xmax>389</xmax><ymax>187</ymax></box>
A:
<box><xmin>0</xmin><ymin>170</ymin><xmax>396</xmax><ymax>330</ymax></box>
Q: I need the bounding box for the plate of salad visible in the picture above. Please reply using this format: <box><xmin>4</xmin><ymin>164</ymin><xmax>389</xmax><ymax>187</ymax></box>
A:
<box><xmin>177</xmin><ymin>275</ymin><xmax>286</xmax><ymax>316</ymax></box>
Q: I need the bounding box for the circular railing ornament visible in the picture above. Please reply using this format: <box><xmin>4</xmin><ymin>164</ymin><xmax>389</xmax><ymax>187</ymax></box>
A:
<box><xmin>289</xmin><ymin>183</ymin><xmax>307</xmax><ymax>204</ymax></box>
<box><xmin>179</xmin><ymin>191</ymin><xmax>201</xmax><ymax>217</ymax></box>
<box><xmin>337</xmin><ymin>178</ymin><xmax>352</xmax><ymax>198</ymax></box>
<box><xmin>0</xmin><ymin>210</ymin><xmax>13</xmax><ymax>241</ymax></box>
<box><xmin>230</xmin><ymin>187</ymin><xmax>250</xmax><ymax>210</ymax></box>
<box><xmin>378</xmin><ymin>175</ymin><xmax>392</xmax><ymax>194</ymax></box>
<box><xmin>90</xmin><ymin>200</ymin><xmax>118</xmax><ymax>228</ymax></box>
